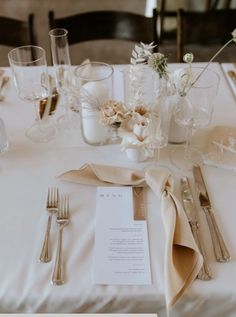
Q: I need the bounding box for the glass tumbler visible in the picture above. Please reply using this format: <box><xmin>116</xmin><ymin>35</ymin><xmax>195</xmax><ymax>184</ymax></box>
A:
<box><xmin>74</xmin><ymin>62</ymin><xmax>114</xmax><ymax>145</ymax></box>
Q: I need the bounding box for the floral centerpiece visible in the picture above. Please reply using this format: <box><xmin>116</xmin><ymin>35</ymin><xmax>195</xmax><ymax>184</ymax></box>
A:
<box><xmin>98</xmin><ymin>29</ymin><xmax>236</xmax><ymax>161</ymax></box>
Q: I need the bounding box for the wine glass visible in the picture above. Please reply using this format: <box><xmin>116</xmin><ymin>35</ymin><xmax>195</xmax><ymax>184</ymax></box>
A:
<box><xmin>170</xmin><ymin>67</ymin><xmax>220</xmax><ymax>170</ymax></box>
<box><xmin>8</xmin><ymin>45</ymin><xmax>58</xmax><ymax>142</ymax></box>
<box><xmin>49</xmin><ymin>28</ymin><xmax>78</xmax><ymax>130</ymax></box>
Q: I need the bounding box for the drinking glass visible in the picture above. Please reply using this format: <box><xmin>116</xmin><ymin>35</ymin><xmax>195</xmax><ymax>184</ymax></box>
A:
<box><xmin>49</xmin><ymin>28</ymin><xmax>78</xmax><ymax>130</ymax></box>
<box><xmin>170</xmin><ymin>67</ymin><xmax>220</xmax><ymax>170</ymax></box>
<box><xmin>8</xmin><ymin>45</ymin><xmax>57</xmax><ymax>142</ymax></box>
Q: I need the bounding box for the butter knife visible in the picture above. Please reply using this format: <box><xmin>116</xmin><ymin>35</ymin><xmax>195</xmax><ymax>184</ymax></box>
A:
<box><xmin>193</xmin><ymin>165</ymin><xmax>230</xmax><ymax>262</ymax></box>
<box><xmin>227</xmin><ymin>70</ymin><xmax>236</xmax><ymax>85</ymax></box>
<box><xmin>181</xmin><ymin>177</ymin><xmax>212</xmax><ymax>280</ymax></box>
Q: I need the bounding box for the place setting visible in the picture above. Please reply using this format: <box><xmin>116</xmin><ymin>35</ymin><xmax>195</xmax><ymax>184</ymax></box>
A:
<box><xmin>0</xmin><ymin>7</ymin><xmax>236</xmax><ymax>317</ymax></box>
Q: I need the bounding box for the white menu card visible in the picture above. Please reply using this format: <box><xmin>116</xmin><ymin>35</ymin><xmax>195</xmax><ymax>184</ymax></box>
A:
<box><xmin>93</xmin><ymin>186</ymin><xmax>151</xmax><ymax>285</ymax></box>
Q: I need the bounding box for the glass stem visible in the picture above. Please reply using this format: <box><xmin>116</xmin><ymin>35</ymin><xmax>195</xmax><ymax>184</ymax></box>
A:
<box><xmin>184</xmin><ymin>120</ymin><xmax>193</xmax><ymax>160</ymax></box>
<box><xmin>63</xmin><ymin>92</ymin><xmax>70</xmax><ymax>114</ymax></box>
<box><xmin>155</xmin><ymin>148</ymin><xmax>160</xmax><ymax>161</ymax></box>
<box><xmin>34</xmin><ymin>99</ymin><xmax>41</xmax><ymax>123</ymax></box>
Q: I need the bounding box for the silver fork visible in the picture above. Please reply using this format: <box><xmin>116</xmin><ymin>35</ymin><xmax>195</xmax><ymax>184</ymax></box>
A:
<box><xmin>52</xmin><ymin>194</ymin><xmax>70</xmax><ymax>285</ymax></box>
<box><xmin>39</xmin><ymin>187</ymin><xmax>59</xmax><ymax>263</ymax></box>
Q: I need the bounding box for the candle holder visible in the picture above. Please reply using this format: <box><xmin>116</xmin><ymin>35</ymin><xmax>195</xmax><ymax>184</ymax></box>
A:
<box><xmin>74</xmin><ymin>62</ymin><xmax>114</xmax><ymax>145</ymax></box>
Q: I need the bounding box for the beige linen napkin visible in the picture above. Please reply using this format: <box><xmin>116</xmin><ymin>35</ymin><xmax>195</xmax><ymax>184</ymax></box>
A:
<box><xmin>59</xmin><ymin>163</ymin><xmax>203</xmax><ymax>308</ymax></box>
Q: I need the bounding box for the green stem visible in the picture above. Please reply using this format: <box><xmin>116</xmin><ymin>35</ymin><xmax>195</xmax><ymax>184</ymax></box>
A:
<box><xmin>185</xmin><ymin>38</ymin><xmax>233</xmax><ymax>94</ymax></box>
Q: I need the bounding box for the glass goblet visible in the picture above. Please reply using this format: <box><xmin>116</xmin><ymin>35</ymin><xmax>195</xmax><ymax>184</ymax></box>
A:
<box><xmin>170</xmin><ymin>67</ymin><xmax>220</xmax><ymax>170</ymax></box>
<box><xmin>8</xmin><ymin>45</ymin><xmax>57</xmax><ymax>142</ymax></box>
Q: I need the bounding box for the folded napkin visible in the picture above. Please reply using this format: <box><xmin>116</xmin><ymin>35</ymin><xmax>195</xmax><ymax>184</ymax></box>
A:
<box><xmin>59</xmin><ymin>164</ymin><xmax>203</xmax><ymax>309</ymax></box>
<box><xmin>204</xmin><ymin>126</ymin><xmax>236</xmax><ymax>171</ymax></box>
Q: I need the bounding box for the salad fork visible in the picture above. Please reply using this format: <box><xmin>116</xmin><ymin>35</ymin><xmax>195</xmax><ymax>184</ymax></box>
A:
<box><xmin>39</xmin><ymin>187</ymin><xmax>59</xmax><ymax>263</ymax></box>
<box><xmin>52</xmin><ymin>194</ymin><xmax>70</xmax><ymax>285</ymax></box>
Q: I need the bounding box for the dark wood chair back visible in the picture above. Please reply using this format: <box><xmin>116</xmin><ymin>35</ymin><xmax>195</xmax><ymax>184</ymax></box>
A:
<box><xmin>0</xmin><ymin>14</ymin><xmax>37</xmax><ymax>47</ymax></box>
<box><xmin>158</xmin><ymin>0</ymin><xmax>233</xmax><ymax>45</ymax></box>
<box><xmin>177</xmin><ymin>8</ymin><xmax>236</xmax><ymax>62</ymax></box>
<box><xmin>48</xmin><ymin>9</ymin><xmax>158</xmax><ymax>50</ymax></box>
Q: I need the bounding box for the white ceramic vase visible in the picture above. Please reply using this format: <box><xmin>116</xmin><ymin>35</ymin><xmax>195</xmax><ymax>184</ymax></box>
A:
<box><xmin>125</xmin><ymin>148</ymin><xmax>148</xmax><ymax>162</ymax></box>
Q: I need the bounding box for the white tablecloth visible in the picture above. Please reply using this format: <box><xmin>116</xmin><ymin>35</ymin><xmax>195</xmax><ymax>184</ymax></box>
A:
<box><xmin>0</xmin><ymin>63</ymin><xmax>236</xmax><ymax>317</ymax></box>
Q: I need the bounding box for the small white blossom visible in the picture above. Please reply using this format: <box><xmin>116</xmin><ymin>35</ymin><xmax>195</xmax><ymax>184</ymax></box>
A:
<box><xmin>183</xmin><ymin>53</ymin><xmax>194</xmax><ymax>64</ymax></box>
<box><xmin>169</xmin><ymin>68</ymin><xmax>195</xmax><ymax>96</ymax></box>
<box><xmin>100</xmin><ymin>100</ymin><xmax>131</xmax><ymax>127</ymax></box>
<box><xmin>130</xmin><ymin>42</ymin><xmax>157</xmax><ymax>65</ymax></box>
<box><xmin>232</xmin><ymin>28</ymin><xmax>236</xmax><ymax>42</ymax></box>
<box><xmin>148</xmin><ymin>52</ymin><xmax>168</xmax><ymax>78</ymax></box>
<box><xmin>133</xmin><ymin>120</ymin><xmax>150</xmax><ymax>141</ymax></box>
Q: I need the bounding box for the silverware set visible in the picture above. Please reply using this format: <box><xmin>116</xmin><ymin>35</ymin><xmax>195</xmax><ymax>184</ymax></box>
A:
<box><xmin>181</xmin><ymin>165</ymin><xmax>230</xmax><ymax>281</ymax></box>
<box><xmin>39</xmin><ymin>187</ymin><xmax>70</xmax><ymax>285</ymax></box>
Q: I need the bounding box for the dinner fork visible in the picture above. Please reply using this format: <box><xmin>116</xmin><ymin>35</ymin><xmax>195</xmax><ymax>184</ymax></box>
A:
<box><xmin>52</xmin><ymin>194</ymin><xmax>70</xmax><ymax>285</ymax></box>
<box><xmin>39</xmin><ymin>187</ymin><xmax>59</xmax><ymax>263</ymax></box>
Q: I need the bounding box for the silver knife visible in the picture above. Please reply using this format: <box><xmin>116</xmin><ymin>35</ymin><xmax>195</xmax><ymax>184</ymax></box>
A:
<box><xmin>193</xmin><ymin>165</ymin><xmax>230</xmax><ymax>262</ymax></box>
<box><xmin>180</xmin><ymin>177</ymin><xmax>212</xmax><ymax>280</ymax></box>
<box><xmin>227</xmin><ymin>70</ymin><xmax>236</xmax><ymax>86</ymax></box>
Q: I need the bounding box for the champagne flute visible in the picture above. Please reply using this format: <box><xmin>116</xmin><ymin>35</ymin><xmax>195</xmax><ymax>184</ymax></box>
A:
<box><xmin>8</xmin><ymin>45</ymin><xmax>57</xmax><ymax>142</ymax></box>
<box><xmin>170</xmin><ymin>67</ymin><xmax>220</xmax><ymax>170</ymax></box>
<box><xmin>49</xmin><ymin>28</ymin><xmax>78</xmax><ymax>130</ymax></box>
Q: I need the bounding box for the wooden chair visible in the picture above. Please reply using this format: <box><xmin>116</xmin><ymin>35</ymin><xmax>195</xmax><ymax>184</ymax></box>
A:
<box><xmin>48</xmin><ymin>9</ymin><xmax>158</xmax><ymax>51</ymax></box>
<box><xmin>177</xmin><ymin>8</ymin><xmax>236</xmax><ymax>62</ymax></box>
<box><xmin>206</xmin><ymin>0</ymin><xmax>232</xmax><ymax>10</ymax></box>
<box><xmin>158</xmin><ymin>0</ymin><xmax>233</xmax><ymax>45</ymax></box>
<box><xmin>0</xmin><ymin>14</ymin><xmax>37</xmax><ymax>47</ymax></box>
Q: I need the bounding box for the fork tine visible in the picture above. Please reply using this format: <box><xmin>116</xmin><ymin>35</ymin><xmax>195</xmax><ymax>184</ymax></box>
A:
<box><xmin>64</xmin><ymin>195</ymin><xmax>69</xmax><ymax>218</ymax></box>
<box><xmin>58</xmin><ymin>194</ymin><xmax>69</xmax><ymax>219</ymax></box>
<box><xmin>56</xmin><ymin>187</ymin><xmax>59</xmax><ymax>205</ymax></box>
<box><xmin>47</xmin><ymin>187</ymin><xmax>59</xmax><ymax>208</ymax></box>
<box><xmin>47</xmin><ymin>188</ymin><xmax>51</xmax><ymax>206</ymax></box>
<box><xmin>58</xmin><ymin>195</ymin><xmax>64</xmax><ymax>218</ymax></box>
<box><xmin>52</xmin><ymin>187</ymin><xmax>56</xmax><ymax>207</ymax></box>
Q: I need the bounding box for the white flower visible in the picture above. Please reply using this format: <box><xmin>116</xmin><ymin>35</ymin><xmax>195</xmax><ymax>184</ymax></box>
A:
<box><xmin>100</xmin><ymin>100</ymin><xmax>131</xmax><ymax>126</ymax></box>
<box><xmin>169</xmin><ymin>68</ymin><xmax>195</xmax><ymax>96</ymax></box>
<box><xmin>147</xmin><ymin>52</ymin><xmax>168</xmax><ymax>78</ymax></box>
<box><xmin>183</xmin><ymin>53</ymin><xmax>194</xmax><ymax>64</ymax></box>
<box><xmin>120</xmin><ymin>132</ymin><xmax>154</xmax><ymax>157</ymax></box>
<box><xmin>130</xmin><ymin>42</ymin><xmax>156</xmax><ymax>65</ymax></box>
<box><xmin>232</xmin><ymin>28</ymin><xmax>236</xmax><ymax>42</ymax></box>
<box><xmin>133</xmin><ymin>121</ymin><xmax>150</xmax><ymax>141</ymax></box>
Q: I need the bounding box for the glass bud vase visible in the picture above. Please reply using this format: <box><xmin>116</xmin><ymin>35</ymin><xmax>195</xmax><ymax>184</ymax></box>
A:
<box><xmin>110</xmin><ymin>123</ymin><xmax>121</xmax><ymax>144</ymax></box>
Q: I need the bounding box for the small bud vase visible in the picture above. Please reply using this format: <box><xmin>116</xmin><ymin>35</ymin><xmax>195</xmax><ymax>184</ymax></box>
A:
<box><xmin>168</xmin><ymin>116</ymin><xmax>187</xmax><ymax>144</ymax></box>
<box><xmin>125</xmin><ymin>148</ymin><xmax>148</xmax><ymax>162</ymax></box>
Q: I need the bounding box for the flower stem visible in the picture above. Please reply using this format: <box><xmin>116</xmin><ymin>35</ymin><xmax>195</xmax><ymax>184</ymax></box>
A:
<box><xmin>186</xmin><ymin>38</ymin><xmax>233</xmax><ymax>93</ymax></box>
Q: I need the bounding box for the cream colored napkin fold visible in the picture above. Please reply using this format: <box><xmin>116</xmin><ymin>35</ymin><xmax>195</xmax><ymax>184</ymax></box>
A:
<box><xmin>59</xmin><ymin>163</ymin><xmax>203</xmax><ymax>309</ymax></box>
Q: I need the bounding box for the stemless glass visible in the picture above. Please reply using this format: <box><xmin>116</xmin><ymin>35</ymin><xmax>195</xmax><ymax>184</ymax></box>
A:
<box><xmin>49</xmin><ymin>28</ymin><xmax>78</xmax><ymax>130</ymax></box>
<box><xmin>170</xmin><ymin>67</ymin><xmax>220</xmax><ymax>170</ymax></box>
<box><xmin>74</xmin><ymin>61</ymin><xmax>114</xmax><ymax>145</ymax></box>
<box><xmin>8</xmin><ymin>45</ymin><xmax>57</xmax><ymax>142</ymax></box>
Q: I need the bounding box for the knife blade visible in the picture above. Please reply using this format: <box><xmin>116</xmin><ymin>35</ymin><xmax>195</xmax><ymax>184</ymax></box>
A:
<box><xmin>180</xmin><ymin>177</ymin><xmax>212</xmax><ymax>280</ymax></box>
<box><xmin>227</xmin><ymin>70</ymin><xmax>236</xmax><ymax>86</ymax></box>
<box><xmin>193</xmin><ymin>165</ymin><xmax>230</xmax><ymax>262</ymax></box>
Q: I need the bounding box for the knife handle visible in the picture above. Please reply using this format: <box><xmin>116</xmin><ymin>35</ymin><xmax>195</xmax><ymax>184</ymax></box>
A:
<box><xmin>191</xmin><ymin>223</ymin><xmax>212</xmax><ymax>280</ymax></box>
<box><xmin>203</xmin><ymin>208</ymin><xmax>230</xmax><ymax>262</ymax></box>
